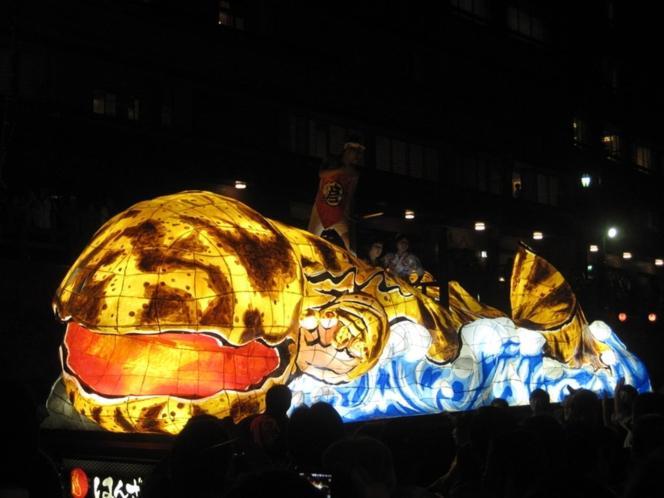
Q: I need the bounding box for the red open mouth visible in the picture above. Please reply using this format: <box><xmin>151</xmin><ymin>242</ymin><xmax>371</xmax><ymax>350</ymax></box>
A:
<box><xmin>63</xmin><ymin>322</ymin><xmax>286</xmax><ymax>399</ymax></box>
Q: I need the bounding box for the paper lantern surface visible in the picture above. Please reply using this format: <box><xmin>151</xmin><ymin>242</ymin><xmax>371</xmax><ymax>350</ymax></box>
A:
<box><xmin>50</xmin><ymin>191</ymin><xmax>650</xmax><ymax>433</ymax></box>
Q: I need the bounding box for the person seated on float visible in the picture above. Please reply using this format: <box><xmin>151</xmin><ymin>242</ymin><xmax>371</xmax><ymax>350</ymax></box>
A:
<box><xmin>363</xmin><ymin>240</ymin><xmax>385</xmax><ymax>267</ymax></box>
<box><xmin>383</xmin><ymin>234</ymin><xmax>424</xmax><ymax>283</ymax></box>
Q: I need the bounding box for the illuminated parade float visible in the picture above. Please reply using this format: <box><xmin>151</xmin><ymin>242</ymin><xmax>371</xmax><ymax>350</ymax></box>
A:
<box><xmin>48</xmin><ymin>191</ymin><xmax>650</xmax><ymax>434</ymax></box>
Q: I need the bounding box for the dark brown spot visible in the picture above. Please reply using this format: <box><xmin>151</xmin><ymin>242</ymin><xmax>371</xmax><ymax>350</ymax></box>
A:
<box><xmin>68</xmin><ymin>274</ymin><xmax>115</xmax><ymax>325</ymax></box>
<box><xmin>97</xmin><ymin>249</ymin><xmax>124</xmax><ymax>268</ymax></box>
<box><xmin>116</xmin><ymin>209</ymin><xmax>141</xmax><ymax>221</ymax></box>
<box><xmin>241</xmin><ymin>309</ymin><xmax>264</xmax><ymax>342</ymax></box>
<box><xmin>114</xmin><ymin>408</ymin><xmax>134</xmax><ymax>432</ymax></box>
<box><xmin>55</xmin><ymin>228</ymin><xmax>124</xmax><ymax>321</ymax></box>
<box><xmin>122</xmin><ymin>220</ymin><xmax>165</xmax><ymax>247</ymax></box>
<box><xmin>137</xmin><ymin>249</ymin><xmax>164</xmax><ymax>273</ymax></box>
<box><xmin>143</xmin><ymin>403</ymin><xmax>164</xmax><ymax>418</ymax></box>
<box><xmin>171</xmin><ymin>232</ymin><xmax>208</xmax><ymax>253</ymax></box>
<box><xmin>177</xmin><ymin>402</ymin><xmax>185</xmax><ymax>409</ymax></box>
<box><xmin>309</xmin><ymin>237</ymin><xmax>340</xmax><ymax>271</ymax></box>
<box><xmin>230</xmin><ymin>399</ymin><xmax>260</xmax><ymax>420</ymax></box>
<box><xmin>301</xmin><ymin>257</ymin><xmax>316</xmax><ymax>267</ymax></box>
<box><xmin>179</xmin><ymin>214</ymin><xmax>296</xmax><ymax>293</ymax></box>
<box><xmin>141</xmin><ymin>283</ymin><xmax>201</xmax><ymax>325</ymax></box>
<box><xmin>192</xmin><ymin>405</ymin><xmax>206</xmax><ymax>417</ymax></box>
<box><xmin>91</xmin><ymin>406</ymin><xmax>102</xmax><ymax>424</ymax></box>
<box><xmin>128</xmin><ymin>311</ymin><xmax>135</xmax><ymax>317</ymax></box>
<box><xmin>531</xmin><ymin>259</ymin><xmax>552</xmax><ymax>285</ymax></box>
<box><xmin>200</xmin><ymin>296</ymin><xmax>234</xmax><ymax>327</ymax></box>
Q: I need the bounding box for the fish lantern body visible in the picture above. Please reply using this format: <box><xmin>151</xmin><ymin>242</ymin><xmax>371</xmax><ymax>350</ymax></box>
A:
<box><xmin>54</xmin><ymin>193</ymin><xmax>306</xmax><ymax>432</ymax></box>
<box><xmin>52</xmin><ymin>191</ymin><xmax>649</xmax><ymax>433</ymax></box>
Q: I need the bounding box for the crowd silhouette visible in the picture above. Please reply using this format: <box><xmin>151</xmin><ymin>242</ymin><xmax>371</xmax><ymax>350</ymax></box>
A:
<box><xmin>4</xmin><ymin>378</ymin><xmax>664</xmax><ymax>498</ymax></box>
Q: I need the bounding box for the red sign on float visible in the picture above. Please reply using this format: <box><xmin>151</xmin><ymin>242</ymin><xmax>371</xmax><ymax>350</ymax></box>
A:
<box><xmin>71</xmin><ymin>468</ymin><xmax>89</xmax><ymax>498</ymax></box>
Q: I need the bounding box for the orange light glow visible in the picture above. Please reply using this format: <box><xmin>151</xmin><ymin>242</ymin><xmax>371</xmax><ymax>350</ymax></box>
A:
<box><xmin>618</xmin><ymin>312</ymin><xmax>627</xmax><ymax>322</ymax></box>
<box><xmin>648</xmin><ymin>313</ymin><xmax>657</xmax><ymax>323</ymax></box>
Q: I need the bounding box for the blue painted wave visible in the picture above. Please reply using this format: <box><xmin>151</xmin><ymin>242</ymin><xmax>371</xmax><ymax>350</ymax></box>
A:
<box><xmin>288</xmin><ymin>318</ymin><xmax>651</xmax><ymax>422</ymax></box>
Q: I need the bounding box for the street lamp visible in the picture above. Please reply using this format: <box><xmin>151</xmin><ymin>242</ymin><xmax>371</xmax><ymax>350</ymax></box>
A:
<box><xmin>607</xmin><ymin>227</ymin><xmax>618</xmax><ymax>239</ymax></box>
<box><xmin>581</xmin><ymin>174</ymin><xmax>592</xmax><ymax>188</ymax></box>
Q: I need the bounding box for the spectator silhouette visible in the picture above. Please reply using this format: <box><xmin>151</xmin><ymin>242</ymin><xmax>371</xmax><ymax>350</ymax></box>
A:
<box><xmin>323</xmin><ymin>436</ymin><xmax>396</xmax><ymax>498</ymax></box>
<box><xmin>265</xmin><ymin>384</ymin><xmax>292</xmax><ymax>432</ymax></box>
<box><xmin>248</xmin><ymin>384</ymin><xmax>292</xmax><ymax>462</ymax></box>
<box><xmin>143</xmin><ymin>414</ymin><xmax>233</xmax><ymax>498</ymax></box>
<box><xmin>288</xmin><ymin>402</ymin><xmax>345</xmax><ymax>473</ymax></box>
<box><xmin>490</xmin><ymin>398</ymin><xmax>509</xmax><ymax>409</ymax></box>
<box><xmin>529</xmin><ymin>388</ymin><xmax>551</xmax><ymax>416</ymax></box>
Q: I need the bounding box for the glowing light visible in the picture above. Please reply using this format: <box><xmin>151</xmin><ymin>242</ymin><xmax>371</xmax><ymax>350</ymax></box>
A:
<box><xmin>498</xmin><ymin>276</ymin><xmax>506</xmax><ymax>282</ymax></box>
<box><xmin>587</xmin><ymin>264</ymin><xmax>593</xmax><ymax>271</ymax></box>
<box><xmin>362</xmin><ymin>211</ymin><xmax>384</xmax><ymax>219</ymax></box>
<box><xmin>404</xmin><ymin>209</ymin><xmax>415</xmax><ymax>220</ymax></box>
<box><xmin>234</xmin><ymin>180</ymin><xmax>247</xmax><ymax>189</ymax></box>
<box><xmin>474</xmin><ymin>221</ymin><xmax>486</xmax><ymax>231</ymax></box>
<box><xmin>607</xmin><ymin>227</ymin><xmax>618</xmax><ymax>238</ymax></box>
<box><xmin>589</xmin><ymin>244</ymin><xmax>599</xmax><ymax>253</ymax></box>
<box><xmin>648</xmin><ymin>313</ymin><xmax>657</xmax><ymax>323</ymax></box>
<box><xmin>655</xmin><ymin>259</ymin><xmax>664</xmax><ymax>266</ymax></box>
<box><xmin>480</xmin><ymin>250</ymin><xmax>488</xmax><ymax>259</ymax></box>
<box><xmin>618</xmin><ymin>312</ymin><xmax>627</xmax><ymax>322</ymax></box>
<box><xmin>532</xmin><ymin>231</ymin><xmax>543</xmax><ymax>240</ymax></box>
<box><xmin>623</xmin><ymin>252</ymin><xmax>632</xmax><ymax>260</ymax></box>
<box><xmin>581</xmin><ymin>174</ymin><xmax>592</xmax><ymax>188</ymax></box>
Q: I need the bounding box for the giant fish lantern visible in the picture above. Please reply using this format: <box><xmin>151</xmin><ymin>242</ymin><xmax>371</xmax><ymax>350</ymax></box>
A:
<box><xmin>49</xmin><ymin>191</ymin><xmax>650</xmax><ymax>433</ymax></box>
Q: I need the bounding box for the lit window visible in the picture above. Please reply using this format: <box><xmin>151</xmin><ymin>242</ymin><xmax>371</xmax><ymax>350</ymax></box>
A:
<box><xmin>602</xmin><ymin>134</ymin><xmax>621</xmax><ymax>159</ymax></box>
<box><xmin>634</xmin><ymin>145</ymin><xmax>653</xmax><ymax>171</ymax></box>
<box><xmin>93</xmin><ymin>91</ymin><xmax>105</xmax><ymax>115</ymax></box>
<box><xmin>128</xmin><ymin>98</ymin><xmax>140</xmax><ymax>121</ymax></box>
<box><xmin>450</xmin><ymin>0</ymin><xmax>489</xmax><ymax>20</ymax></box>
<box><xmin>92</xmin><ymin>91</ymin><xmax>116</xmax><ymax>117</ymax></box>
<box><xmin>512</xmin><ymin>171</ymin><xmax>522</xmax><ymax>198</ymax></box>
<box><xmin>572</xmin><ymin>117</ymin><xmax>589</xmax><ymax>145</ymax></box>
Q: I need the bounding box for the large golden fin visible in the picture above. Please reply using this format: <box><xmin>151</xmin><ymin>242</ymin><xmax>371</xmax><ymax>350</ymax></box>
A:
<box><xmin>448</xmin><ymin>281</ymin><xmax>507</xmax><ymax>325</ymax></box>
<box><xmin>510</xmin><ymin>244</ymin><xmax>607</xmax><ymax>368</ymax></box>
